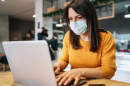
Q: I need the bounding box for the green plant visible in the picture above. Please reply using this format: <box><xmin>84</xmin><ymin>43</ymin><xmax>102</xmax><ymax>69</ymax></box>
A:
<box><xmin>43</xmin><ymin>0</ymin><xmax>114</xmax><ymax>17</ymax></box>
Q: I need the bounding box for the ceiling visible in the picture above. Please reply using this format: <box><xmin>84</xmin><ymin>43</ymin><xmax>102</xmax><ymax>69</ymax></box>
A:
<box><xmin>0</xmin><ymin>0</ymin><xmax>36</xmax><ymax>21</ymax></box>
<box><xmin>115</xmin><ymin>0</ymin><xmax>130</xmax><ymax>15</ymax></box>
<box><xmin>0</xmin><ymin>0</ymin><xmax>130</xmax><ymax>21</ymax></box>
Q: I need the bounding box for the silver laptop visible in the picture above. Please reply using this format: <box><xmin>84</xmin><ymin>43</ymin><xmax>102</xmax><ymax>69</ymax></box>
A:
<box><xmin>3</xmin><ymin>41</ymin><xmax>57</xmax><ymax>86</ymax></box>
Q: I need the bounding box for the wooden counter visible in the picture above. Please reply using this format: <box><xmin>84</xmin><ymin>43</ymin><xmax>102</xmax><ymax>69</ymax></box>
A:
<box><xmin>0</xmin><ymin>72</ymin><xmax>130</xmax><ymax>86</ymax></box>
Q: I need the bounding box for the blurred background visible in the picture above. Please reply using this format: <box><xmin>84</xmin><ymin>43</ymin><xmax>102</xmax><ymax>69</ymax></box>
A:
<box><xmin>0</xmin><ymin>0</ymin><xmax>130</xmax><ymax>84</ymax></box>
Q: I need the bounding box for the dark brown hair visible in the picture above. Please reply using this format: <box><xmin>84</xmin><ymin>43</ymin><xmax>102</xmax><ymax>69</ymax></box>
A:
<box><xmin>64</xmin><ymin>0</ymin><xmax>107</xmax><ymax>52</ymax></box>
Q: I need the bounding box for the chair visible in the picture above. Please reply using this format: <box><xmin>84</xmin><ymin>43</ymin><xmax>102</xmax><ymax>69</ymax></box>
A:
<box><xmin>0</xmin><ymin>54</ymin><xmax>10</xmax><ymax>71</ymax></box>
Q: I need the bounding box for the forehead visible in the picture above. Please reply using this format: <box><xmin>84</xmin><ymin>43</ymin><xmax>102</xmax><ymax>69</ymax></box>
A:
<box><xmin>68</xmin><ymin>8</ymin><xmax>81</xmax><ymax>17</ymax></box>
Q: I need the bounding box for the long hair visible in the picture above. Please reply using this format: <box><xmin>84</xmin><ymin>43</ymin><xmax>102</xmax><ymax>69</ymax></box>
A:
<box><xmin>64</xmin><ymin>0</ymin><xmax>107</xmax><ymax>52</ymax></box>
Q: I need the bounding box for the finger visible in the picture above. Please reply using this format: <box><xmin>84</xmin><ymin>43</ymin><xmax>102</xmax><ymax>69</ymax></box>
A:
<box><xmin>64</xmin><ymin>76</ymin><xmax>74</xmax><ymax>85</ymax></box>
<box><xmin>56</xmin><ymin>71</ymin><xmax>69</xmax><ymax>84</ymax></box>
<box><xmin>55</xmin><ymin>66</ymin><xmax>60</xmax><ymax>74</ymax></box>
<box><xmin>53</xmin><ymin>65</ymin><xmax>57</xmax><ymax>70</ymax></box>
<box><xmin>56</xmin><ymin>76</ymin><xmax>58</xmax><ymax>78</ymax></box>
<box><xmin>56</xmin><ymin>75</ymin><xmax>64</xmax><ymax>83</ymax></box>
<box><xmin>56</xmin><ymin>72</ymin><xmax>67</xmax><ymax>81</ymax></box>
<box><xmin>58</xmin><ymin>76</ymin><xmax>69</xmax><ymax>86</ymax></box>
<box><xmin>74</xmin><ymin>77</ymin><xmax>80</xmax><ymax>85</ymax></box>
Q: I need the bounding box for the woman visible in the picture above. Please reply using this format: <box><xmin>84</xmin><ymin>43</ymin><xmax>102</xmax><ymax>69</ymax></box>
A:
<box><xmin>53</xmin><ymin>0</ymin><xmax>116</xmax><ymax>85</ymax></box>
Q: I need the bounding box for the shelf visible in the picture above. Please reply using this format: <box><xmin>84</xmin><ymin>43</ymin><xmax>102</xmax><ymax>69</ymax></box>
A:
<box><xmin>57</xmin><ymin>38</ymin><xmax>63</xmax><ymax>40</ymax></box>
<box><xmin>53</xmin><ymin>30</ymin><xmax>64</xmax><ymax>33</ymax></box>
<box><xmin>58</xmin><ymin>41</ymin><xmax>62</xmax><ymax>43</ymax></box>
<box><xmin>116</xmin><ymin>52</ymin><xmax>130</xmax><ymax>72</ymax></box>
<box><xmin>116</xmin><ymin>52</ymin><xmax>130</xmax><ymax>57</ymax></box>
<box><xmin>116</xmin><ymin>59</ymin><xmax>130</xmax><ymax>72</ymax></box>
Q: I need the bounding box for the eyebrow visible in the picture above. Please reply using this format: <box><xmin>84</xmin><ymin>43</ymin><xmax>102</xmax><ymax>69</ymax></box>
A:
<box><xmin>69</xmin><ymin>15</ymin><xmax>82</xmax><ymax>18</ymax></box>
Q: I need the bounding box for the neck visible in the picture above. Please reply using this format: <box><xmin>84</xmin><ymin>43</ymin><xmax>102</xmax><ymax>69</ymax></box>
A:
<box><xmin>80</xmin><ymin>31</ymin><xmax>89</xmax><ymax>41</ymax></box>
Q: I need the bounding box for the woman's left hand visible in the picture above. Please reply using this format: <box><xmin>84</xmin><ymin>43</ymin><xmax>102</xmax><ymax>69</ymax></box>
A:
<box><xmin>56</xmin><ymin>68</ymin><xmax>83</xmax><ymax>86</ymax></box>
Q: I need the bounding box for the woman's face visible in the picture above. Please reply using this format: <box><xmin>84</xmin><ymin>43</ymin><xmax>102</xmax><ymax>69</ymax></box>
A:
<box><xmin>68</xmin><ymin>8</ymin><xmax>86</xmax><ymax>22</ymax></box>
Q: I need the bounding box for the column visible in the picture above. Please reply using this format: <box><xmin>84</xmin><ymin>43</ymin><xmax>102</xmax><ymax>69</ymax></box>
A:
<box><xmin>35</xmin><ymin>0</ymin><xmax>53</xmax><ymax>40</ymax></box>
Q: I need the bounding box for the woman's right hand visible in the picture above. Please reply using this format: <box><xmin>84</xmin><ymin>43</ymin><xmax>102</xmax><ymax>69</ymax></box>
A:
<box><xmin>53</xmin><ymin>64</ymin><xmax>60</xmax><ymax>74</ymax></box>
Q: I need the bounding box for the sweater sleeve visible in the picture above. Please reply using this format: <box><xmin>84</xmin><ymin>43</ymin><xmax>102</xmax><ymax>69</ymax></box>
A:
<box><xmin>57</xmin><ymin>32</ymin><xmax>69</xmax><ymax>66</ymax></box>
<box><xmin>98</xmin><ymin>31</ymin><xmax>117</xmax><ymax>78</ymax></box>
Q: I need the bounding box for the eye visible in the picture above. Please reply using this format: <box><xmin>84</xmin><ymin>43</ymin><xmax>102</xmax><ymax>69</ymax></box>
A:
<box><xmin>78</xmin><ymin>17</ymin><xmax>83</xmax><ymax>19</ymax></box>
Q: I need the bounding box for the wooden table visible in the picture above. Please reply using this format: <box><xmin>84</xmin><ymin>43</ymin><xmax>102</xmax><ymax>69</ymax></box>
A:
<box><xmin>0</xmin><ymin>72</ymin><xmax>130</xmax><ymax>86</ymax></box>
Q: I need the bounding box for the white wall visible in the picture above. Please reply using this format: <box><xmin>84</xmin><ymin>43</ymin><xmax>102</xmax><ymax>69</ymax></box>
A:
<box><xmin>0</xmin><ymin>14</ymin><xmax>9</xmax><ymax>53</ymax></box>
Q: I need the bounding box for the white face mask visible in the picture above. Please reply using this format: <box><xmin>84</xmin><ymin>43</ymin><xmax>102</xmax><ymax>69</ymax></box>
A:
<box><xmin>69</xmin><ymin>20</ymin><xmax>88</xmax><ymax>35</ymax></box>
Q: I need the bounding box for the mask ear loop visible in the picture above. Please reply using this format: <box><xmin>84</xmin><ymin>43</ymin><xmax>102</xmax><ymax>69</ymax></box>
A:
<box><xmin>86</xmin><ymin>19</ymin><xmax>88</xmax><ymax>27</ymax></box>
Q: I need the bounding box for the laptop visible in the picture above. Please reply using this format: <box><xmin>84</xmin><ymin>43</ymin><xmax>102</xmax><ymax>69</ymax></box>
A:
<box><xmin>3</xmin><ymin>41</ymin><xmax>57</xmax><ymax>86</ymax></box>
<box><xmin>3</xmin><ymin>41</ymin><xmax>86</xmax><ymax>86</ymax></box>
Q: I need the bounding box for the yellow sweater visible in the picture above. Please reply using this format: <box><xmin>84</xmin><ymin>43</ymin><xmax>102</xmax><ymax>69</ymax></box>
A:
<box><xmin>58</xmin><ymin>31</ymin><xmax>117</xmax><ymax>78</ymax></box>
